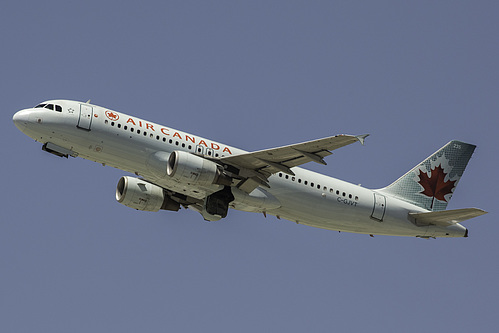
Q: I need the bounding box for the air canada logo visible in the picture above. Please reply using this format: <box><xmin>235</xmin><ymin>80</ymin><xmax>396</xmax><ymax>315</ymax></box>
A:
<box><xmin>105</xmin><ymin>111</ymin><xmax>119</xmax><ymax>121</ymax></box>
<box><xmin>418</xmin><ymin>164</ymin><xmax>456</xmax><ymax>208</ymax></box>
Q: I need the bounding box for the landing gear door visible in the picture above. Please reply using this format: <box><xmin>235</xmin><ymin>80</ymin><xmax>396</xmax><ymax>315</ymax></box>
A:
<box><xmin>77</xmin><ymin>104</ymin><xmax>93</xmax><ymax>130</ymax></box>
<box><xmin>371</xmin><ymin>193</ymin><xmax>386</xmax><ymax>221</ymax></box>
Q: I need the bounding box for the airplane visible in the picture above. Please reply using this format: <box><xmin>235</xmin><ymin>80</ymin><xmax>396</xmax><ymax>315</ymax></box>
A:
<box><xmin>13</xmin><ymin>100</ymin><xmax>487</xmax><ymax>238</ymax></box>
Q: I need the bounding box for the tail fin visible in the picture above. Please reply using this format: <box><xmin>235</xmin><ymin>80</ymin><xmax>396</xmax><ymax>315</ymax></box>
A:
<box><xmin>378</xmin><ymin>141</ymin><xmax>476</xmax><ymax>211</ymax></box>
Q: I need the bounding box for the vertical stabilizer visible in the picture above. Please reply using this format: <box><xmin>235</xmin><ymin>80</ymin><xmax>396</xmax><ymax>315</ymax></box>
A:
<box><xmin>378</xmin><ymin>141</ymin><xmax>476</xmax><ymax>211</ymax></box>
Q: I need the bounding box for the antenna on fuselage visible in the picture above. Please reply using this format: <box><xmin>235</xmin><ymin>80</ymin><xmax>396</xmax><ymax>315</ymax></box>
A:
<box><xmin>85</xmin><ymin>99</ymin><xmax>91</xmax><ymax>104</ymax></box>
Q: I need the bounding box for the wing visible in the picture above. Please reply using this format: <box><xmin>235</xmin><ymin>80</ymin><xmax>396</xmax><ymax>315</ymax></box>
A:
<box><xmin>218</xmin><ymin>134</ymin><xmax>368</xmax><ymax>192</ymax></box>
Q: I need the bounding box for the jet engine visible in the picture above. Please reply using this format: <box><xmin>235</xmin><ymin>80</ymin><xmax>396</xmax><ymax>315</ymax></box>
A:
<box><xmin>116</xmin><ymin>176</ymin><xmax>180</xmax><ymax>212</ymax></box>
<box><xmin>166</xmin><ymin>150</ymin><xmax>232</xmax><ymax>186</ymax></box>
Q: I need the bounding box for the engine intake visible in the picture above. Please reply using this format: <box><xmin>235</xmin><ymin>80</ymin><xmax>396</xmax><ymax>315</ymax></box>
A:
<box><xmin>116</xmin><ymin>176</ymin><xmax>180</xmax><ymax>212</ymax></box>
<box><xmin>167</xmin><ymin>151</ymin><xmax>231</xmax><ymax>186</ymax></box>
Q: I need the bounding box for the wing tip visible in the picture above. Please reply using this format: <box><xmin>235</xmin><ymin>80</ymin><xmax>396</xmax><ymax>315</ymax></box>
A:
<box><xmin>355</xmin><ymin>134</ymin><xmax>370</xmax><ymax>145</ymax></box>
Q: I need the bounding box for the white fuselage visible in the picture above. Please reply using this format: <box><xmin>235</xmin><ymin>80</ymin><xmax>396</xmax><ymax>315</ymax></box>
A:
<box><xmin>13</xmin><ymin>100</ymin><xmax>468</xmax><ymax>238</ymax></box>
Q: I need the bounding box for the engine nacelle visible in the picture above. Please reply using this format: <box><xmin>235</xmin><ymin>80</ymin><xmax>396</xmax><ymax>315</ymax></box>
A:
<box><xmin>167</xmin><ymin>150</ymin><xmax>231</xmax><ymax>186</ymax></box>
<box><xmin>116</xmin><ymin>176</ymin><xmax>180</xmax><ymax>212</ymax></box>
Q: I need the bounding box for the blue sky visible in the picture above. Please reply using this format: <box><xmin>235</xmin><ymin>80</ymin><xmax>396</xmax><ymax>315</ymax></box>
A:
<box><xmin>1</xmin><ymin>1</ymin><xmax>497</xmax><ymax>332</ymax></box>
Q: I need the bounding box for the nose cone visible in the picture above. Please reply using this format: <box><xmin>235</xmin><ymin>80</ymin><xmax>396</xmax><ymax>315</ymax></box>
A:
<box><xmin>13</xmin><ymin>110</ymin><xmax>30</xmax><ymax>131</ymax></box>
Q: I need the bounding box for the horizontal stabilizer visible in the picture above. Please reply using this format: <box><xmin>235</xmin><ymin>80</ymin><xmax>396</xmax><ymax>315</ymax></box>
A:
<box><xmin>409</xmin><ymin>208</ymin><xmax>487</xmax><ymax>227</ymax></box>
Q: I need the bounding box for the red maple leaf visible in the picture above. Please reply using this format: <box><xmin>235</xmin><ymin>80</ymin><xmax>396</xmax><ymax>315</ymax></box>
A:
<box><xmin>418</xmin><ymin>164</ymin><xmax>456</xmax><ymax>206</ymax></box>
<box><xmin>106</xmin><ymin>111</ymin><xmax>119</xmax><ymax>121</ymax></box>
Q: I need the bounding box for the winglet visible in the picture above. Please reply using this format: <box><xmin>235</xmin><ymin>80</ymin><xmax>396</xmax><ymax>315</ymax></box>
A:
<box><xmin>356</xmin><ymin>134</ymin><xmax>369</xmax><ymax>145</ymax></box>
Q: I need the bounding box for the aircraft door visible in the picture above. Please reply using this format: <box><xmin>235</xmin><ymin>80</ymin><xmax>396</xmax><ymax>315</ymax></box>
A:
<box><xmin>77</xmin><ymin>104</ymin><xmax>93</xmax><ymax>130</ymax></box>
<box><xmin>371</xmin><ymin>193</ymin><xmax>386</xmax><ymax>221</ymax></box>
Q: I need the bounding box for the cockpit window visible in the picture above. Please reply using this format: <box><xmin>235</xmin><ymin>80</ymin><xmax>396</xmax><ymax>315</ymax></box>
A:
<box><xmin>34</xmin><ymin>103</ymin><xmax>62</xmax><ymax>112</ymax></box>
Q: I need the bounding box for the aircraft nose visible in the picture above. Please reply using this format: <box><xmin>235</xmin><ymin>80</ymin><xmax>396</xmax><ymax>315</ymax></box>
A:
<box><xmin>13</xmin><ymin>110</ymin><xmax>30</xmax><ymax>130</ymax></box>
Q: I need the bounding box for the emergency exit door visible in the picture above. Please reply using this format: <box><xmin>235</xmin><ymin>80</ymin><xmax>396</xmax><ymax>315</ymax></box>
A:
<box><xmin>371</xmin><ymin>193</ymin><xmax>386</xmax><ymax>221</ymax></box>
<box><xmin>78</xmin><ymin>104</ymin><xmax>93</xmax><ymax>130</ymax></box>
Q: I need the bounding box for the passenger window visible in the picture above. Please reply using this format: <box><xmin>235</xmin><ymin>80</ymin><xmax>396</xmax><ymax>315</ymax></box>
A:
<box><xmin>137</xmin><ymin>130</ymin><xmax>141</xmax><ymax>134</ymax></box>
<box><xmin>311</xmin><ymin>183</ymin><xmax>314</xmax><ymax>187</ymax></box>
